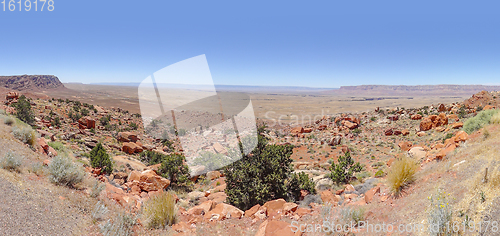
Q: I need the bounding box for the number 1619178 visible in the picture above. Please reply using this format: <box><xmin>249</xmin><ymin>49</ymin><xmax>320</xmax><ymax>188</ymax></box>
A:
<box><xmin>2</xmin><ymin>0</ymin><xmax>54</xmax><ymax>11</ymax></box>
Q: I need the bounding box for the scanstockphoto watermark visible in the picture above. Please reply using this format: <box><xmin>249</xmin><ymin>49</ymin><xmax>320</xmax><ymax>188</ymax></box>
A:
<box><xmin>290</xmin><ymin>220</ymin><xmax>500</xmax><ymax>234</ymax></box>
<box><xmin>264</xmin><ymin>109</ymin><xmax>336</xmax><ymax>128</ymax></box>
<box><xmin>138</xmin><ymin>55</ymin><xmax>258</xmax><ymax>176</ymax></box>
<box><xmin>291</xmin><ymin>221</ymin><xmax>425</xmax><ymax>234</ymax></box>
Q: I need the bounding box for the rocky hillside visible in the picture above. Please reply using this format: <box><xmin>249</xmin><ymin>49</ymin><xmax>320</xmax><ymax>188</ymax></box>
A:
<box><xmin>0</xmin><ymin>75</ymin><xmax>64</xmax><ymax>91</ymax></box>
<box><xmin>2</xmin><ymin>89</ymin><xmax>500</xmax><ymax>235</ymax></box>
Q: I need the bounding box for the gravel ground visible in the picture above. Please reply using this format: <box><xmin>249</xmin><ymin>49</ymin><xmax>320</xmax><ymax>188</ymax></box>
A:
<box><xmin>0</xmin><ymin>118</ymin><xmax>94</xmax><ymax>236</ymax></box>
<box><xmin>0</xmin><ymin>175</ymin><xmax>81</xmax><ymax>236</ymax></box>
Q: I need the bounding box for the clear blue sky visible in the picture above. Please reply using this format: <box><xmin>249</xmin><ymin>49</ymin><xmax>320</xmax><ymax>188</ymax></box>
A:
<box><xmin>1</xmin><ymin>1</ymin><xmax>500</xmax><ymax>88</ymax></box>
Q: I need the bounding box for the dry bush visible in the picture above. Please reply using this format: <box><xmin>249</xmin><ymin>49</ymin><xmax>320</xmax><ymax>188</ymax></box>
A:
<box><xmin>99</xmin><ymin>212</ymin><xmax>136</xmax><ymax>236</ymax></box>
<box><xmin>48</xmin><ymin>155</ymin><xmax>85</xmax><ymax>187</ymax></box>
<box><xmin>90</xmin><ymin>180</ymin><xmax>105</xmax><ymax>198</ymax></box>
<box><xmin>387</xmin><ymin>156</ymin><xmax>418</xmax><ymax>195</ymax></box>
<box><xmin>491</xmin><ymin>112</ymin><xmax>500</xmax><ymax>124</ymax></box>
<box><xmin>3</xmin><ymin>115</ymin><xmax>15</xmax><ymax>126</ymax></box>
<box><xmin>11</xmin><ymin>125</ymin><xmax>37</xmax><ymax>147</ymax></box>
<box><xmin>427</xmin><ymin>190</ymin><xmax>453</xmax><ymax>235</ymax></box>
<box><xmin>91</xmin><ymin>201</ymin><xmax>109</xmax><ymax>223</ymax></box>
<box><xmin>141</xmin><ymin>191</ymin><xmax>177</xmax><ymax>229</ymax></box>
<box><xmin>0</xmin><ymin>151</ymin><xmax>22</xmax><ymax>173</ymax></box>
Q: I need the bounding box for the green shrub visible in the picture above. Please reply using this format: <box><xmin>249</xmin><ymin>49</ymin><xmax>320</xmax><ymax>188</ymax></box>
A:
<box><xmin>89</xmin><ymin>143</ymin><xmax>113</xmax><ymax>175</ymax></box>
<box><xmin>128</xmin><ymin>122</ymin><xmax>138</xmax><ymax>130</ymax></box>
<box><xmin>11</xmin><ymin>126</ymin><xmax>37</xmax><ymax>147</ymax></box>
<box><xmin>375</xmin><ymin>169</ymin><xmax>386</xmax><ymax>178</ymax></box>
<box><xmin>141</xmin><ymin>191</ymin><xmax>177</xmax><ymax>228</ymax></box>
<box><xmin>12</xmin><ymin>95</ymin><xmax>35</xmax><ymax>125</ymax></box>
<box><xmin>51</xmin><ymin>116</ymin><xmax>61</xmax><ymax>128</ymax></box>
<box><xmin>48</xmin><ymin>155</ymin><xmax>85</xmax><ymax>187</ymax></box>
<box><xmin>100</xmin><ymin>115</ymin><xmax>111</xmax><ymax>126</ymax></box>
<box><xmin>48</xmin><ymin>141</ymin><xmax>65</xmax><ymax>153</ymax></box>
<box><xmin>140</xmin><ymin>150</ymin><xmax>167</xmax><ymax>165</ymax></box>
<box><xmin>387</xmin><ymin>156</ymin><xmax>418</xmax><ymax>195</ymax></box>
<box><xmin>224</xmin><ymin>133</ymin><xmax>298</xmax><ymax>210</ymax></box>
<box><xmin>81</xmin><ymin>108</ymin><xmax>89</xmax><ymax>116</ymax></box>
<box><xmin>443</xmin><ymin>133</ymin><xmax>454</xmax><ymax>143</ymax></box>
<box><xmin>463</xmin><ymin>109</ymin><xmax>500</xmax><ymax>134</ymax></box>
<box><xmin>0</xmin><ymin>151</ymin><xmax>22</xmax><ymax>172</ymax></box>
<box><xmin>288</xmin><ymin>172</ymin><xmax>317</xmax><ymax>202</ymax></box>
<box><xmin>329</xmin><ymin>151</ymin><xmax>363</xmax><ymax>184</ymax></box>
<box><xmin>157</xmin><ymin>153</ymin><xmax>192</xmax><ymax>191</ymax></box>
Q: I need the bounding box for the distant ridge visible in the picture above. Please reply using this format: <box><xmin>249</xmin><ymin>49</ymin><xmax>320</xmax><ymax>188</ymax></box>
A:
<box><xmin>329</xmin><ymin>85</ymin><xmax>500</xmax><ymax>96</ymax></box>
<box><xmin>86</xmin><ymin>82</ymin><xmax>336</xmax><ymax>93</ymax></box>
<box><xmin>0</xmin><ymin>75</ymin><xmax>65</xmax><ymax>91</ymax></box>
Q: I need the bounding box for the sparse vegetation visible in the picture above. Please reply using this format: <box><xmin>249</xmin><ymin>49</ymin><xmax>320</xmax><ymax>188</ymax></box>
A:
<box><xmin>0</xmin><ymin>151</ymin><xmax>22</xmax><ymax>172</ymax></box>
<box><xmin>427</xmin><ymin>190</ymin><xmax>453</xmax><ymax>235</ymax></box>
<box><xmin>141</xmin><ymin>191</ymin><xmax>177</xmax><ymax>228</ymax></box>
<box><xmin>340</xmin><ymin>207</ymin><xmax>366</xmax><ymax>226</ymax></box>
<box><xmin>90</xmin><ymin>180</ymin><xmax>105</xmax><ymax>198</ymax></box>
<box><xmin>288</xmin><ymin>172</ymin><xmax>317</xmax><ymax>202</ymax></box>
<box><xmin>3</xmin><ymin>115</ymin><xmax>15</xmax><ymax>126</ymax></box>
<box><xmin>224</xmin><ymin>132</ymin><xmax>299</xmax><ymax>210</ymax></box>
<box><xmin>299</xmin><ymin>194</ymin><xmax>323</xmax><ymax>207</ymax></box>
<box><xmin>99</xmin><ymin>212</ymin><xmax>136</xmax><ymax>236</ymax></box>
<box><xmin>463</xmin><ymin>109</ymin><xmax>500</xmax><ymax>134</ymax></box>
<box><xmin>11</xmin><ymin>125</ymin><xmax>37</xmax><ymax>147</ymax></box>
<box><xmin>89</xmin><ymin>143</ymin><xmax>113</xmax><ymax>175</ymax></box>
<box><xmin>329</xmin><ymin>151</ymin><xmax>363</xmax><ymax>184</ymax></box>
<box><xmin>375</xmin><ymin>169</ymin><xmax>386</xmax><ymax>178</ymax></box>
<box><xmin>12</xmin><ymin>95</ymin><xmax>35</xmax><ymax>125</ymax></box>
<box><xmin>157</xmin><ymin>153</ymin><xmax>192</xmax><ymax>191</ymax></box>
<box><xmin>91</xmin><ymin>201</ymin><xmax>109</xmax><ymax>223</ymax></box>
<box><xmin>128</xmin><ymin>122</ymin><xmax>138</xmax><ymax>130</ymax></box>
<box><xmin>48</xmin><ymin>141</ymin><xmax>65</xmax><ymax>153</ymax></box>
<box><xmin>48</xmin><ymin>155</ymin><xmax>85</xmax><ymax>187</ymax></box>
<box><xmin>387</xmin><ymin>156</ymin><xmax>418</xmax><ymax>196</ymax></box>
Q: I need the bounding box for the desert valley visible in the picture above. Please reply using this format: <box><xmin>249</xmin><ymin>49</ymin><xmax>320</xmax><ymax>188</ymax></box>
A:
<box><xmin>2</xmin><ymin>75</ymin><xmax>500</xmax><ymax>235</ymax></box>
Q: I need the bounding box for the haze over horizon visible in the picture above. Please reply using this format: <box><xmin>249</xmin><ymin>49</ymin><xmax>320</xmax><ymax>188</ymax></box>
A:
<box><xmin>1</xmin><ymin>1</ymin><xmax>500</xmax><ymax>88</ymax></box>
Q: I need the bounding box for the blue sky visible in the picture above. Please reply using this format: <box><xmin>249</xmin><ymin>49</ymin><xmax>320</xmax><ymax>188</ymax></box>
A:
<box><xmin>1</xmin><ymin>1</ymin><xmax>500</xmax><ymax>88</ymax></box>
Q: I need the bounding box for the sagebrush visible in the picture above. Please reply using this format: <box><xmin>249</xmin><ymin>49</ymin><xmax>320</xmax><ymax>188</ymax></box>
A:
<box><xmin>11</xmin><ymin>126</ymin><xmax>37</xmax><ymax>147</ymax></box>
<box><xmin>48</xmin><ymin>155</ymin><xmax>85</xmax><ymax>187</ymax></box>
<box><xmin>0</xmin><ymin>151</ymin><xmax>22</xmax><ymax>172</ymax></box>
<box><xmin>463</xmin><ymin>109</ymin><xmax>499</xmax><ymax>134</ymax></box>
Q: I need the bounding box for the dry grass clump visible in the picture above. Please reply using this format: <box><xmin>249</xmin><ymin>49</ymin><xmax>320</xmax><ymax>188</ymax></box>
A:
<box><xmin>11</xmin><ymin>125</ymin><xmax>37</xmax><ymax>147</ymax></box>
<box><xmin>387</xmin><ymin>156</ymin><xmax>418</xmax><ymax>196</ymax></box>
<box><xmin>141</xmin><ymin>191</ymin><xmax>177</xmax><ymax>229</ymax></box>
<box><xmin>99</xmin><ymin>212</ymin><xmax>136</xmax><ymax>236</ymax></box>
<box><xmin>48</xmin><ymin>155</ymin><xmax>85</xmax><ymax>187</ymax></box>
<box><xmin>0</xmin><ymin>151</ymin><xmax>22</xmax><ymax>173</ymax></box>
<box><xmin>3</xmin><ymin>115</ymin><xmax>15</xmax><ymax>126</ymax></box>
<box><xmin>91</xmin><ymin>201</ymin><xmax>109</xmax><ymax>223</ymax></box>
<box><xmin>491</xmin><ymin>111</ymin><xmax>500</xmax><ymax>124</ymax></box>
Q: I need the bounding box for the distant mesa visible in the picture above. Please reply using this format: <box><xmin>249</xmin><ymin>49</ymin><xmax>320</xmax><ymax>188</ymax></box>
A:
<box><xmin>328</xmin><ymin>84</ymin><xmax>500</xmax><ymax>96</ymax></box>
<box><xmin>0</xmin><ymin>75</ymin><xmax>65</xmax><ymax>91</ymax></box>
